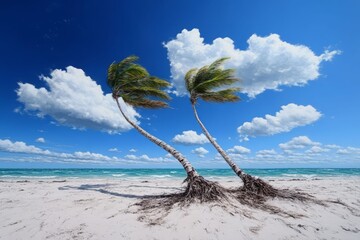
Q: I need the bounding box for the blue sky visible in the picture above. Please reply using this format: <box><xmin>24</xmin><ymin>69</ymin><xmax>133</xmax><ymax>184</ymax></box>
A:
<box><xmin>1</xmin><ymin>0</ymin><xmax>359</xmax><ymax>168</ymax></box>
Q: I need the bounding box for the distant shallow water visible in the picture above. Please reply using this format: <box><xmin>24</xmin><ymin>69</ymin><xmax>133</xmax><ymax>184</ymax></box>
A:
<box><xmin>0</xmin><ymin>168</ymin><xmax>360</xmax><ymax>180</ymax></box>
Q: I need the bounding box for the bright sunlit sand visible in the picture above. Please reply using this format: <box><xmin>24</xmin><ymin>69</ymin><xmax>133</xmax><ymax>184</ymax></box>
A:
<box><xmin>1</xmin><ymin>176</ymin><xmax>359</xmax><ymax>240</ymax></box>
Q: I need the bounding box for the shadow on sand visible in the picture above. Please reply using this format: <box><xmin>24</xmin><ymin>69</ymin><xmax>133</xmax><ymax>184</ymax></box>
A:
<box><xmin>58</xmin><ymin>183</ymin><xmax>182</xmax><ymax>199</ymax></box>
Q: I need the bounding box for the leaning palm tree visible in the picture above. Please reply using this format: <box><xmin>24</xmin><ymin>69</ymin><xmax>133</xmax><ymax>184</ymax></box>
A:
<box><xmin>107</xmin><ymin>55</ymin><xmax>226</xmax><ymax>201</ymax></box>
<box><xmin>185</xmin><ymin>58</ymin><xmax>277</xmax><ymax>196</ymax></box>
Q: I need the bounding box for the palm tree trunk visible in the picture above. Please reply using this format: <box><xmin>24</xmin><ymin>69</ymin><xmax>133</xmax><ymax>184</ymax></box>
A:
<box><xmin>116</xmin><ymin>98</ymin><xmax>199</xmax><ymax>178</ymax></box>
<box><xmin>192</xmin><ymin>103</ymin><xmax>279</xmax><ymax>196</ymax></box>
<box><xmin>191</xmin><ymin>103</ymin><xmax>247</xmax><ymax>181</ymax></box>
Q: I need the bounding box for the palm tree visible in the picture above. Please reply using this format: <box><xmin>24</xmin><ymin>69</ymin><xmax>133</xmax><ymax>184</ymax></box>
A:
<box><xmin>185</xmin><ymin>58</ymin><xmax>277</xmax><ymax>196</ymax></box>
<box><xmin>107</xmin><ymin>56</ymin><xmax>226</xmax><ymax>201</ymax></box>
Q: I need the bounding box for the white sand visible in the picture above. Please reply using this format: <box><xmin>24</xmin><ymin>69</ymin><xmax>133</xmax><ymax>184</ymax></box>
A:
<box><xmin>0</xmin><ymin>176</ymin><xmax>359</xmax><ymax>240</ymax></box>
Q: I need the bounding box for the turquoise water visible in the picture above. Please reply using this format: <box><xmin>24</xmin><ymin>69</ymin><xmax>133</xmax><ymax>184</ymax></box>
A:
<box><xmin>0</xmin><ymin>168</ymin><xmax>360</xmax><ymax>179</ymax></box>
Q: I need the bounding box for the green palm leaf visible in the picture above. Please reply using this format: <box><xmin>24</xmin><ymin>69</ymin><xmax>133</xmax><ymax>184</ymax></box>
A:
<box><xmin>107</xmin><ymin>55</ymin><xmax>170</xmax><ymax>109</ymax></box>
<box><xmin>124</xmin><ymin>86</ymin><xmax>171</xmax><ymax>100</ymax></box>
<box><xmin>122</xmin><ymin>95</ymin><xmax>168</xmax><ymax>108</ymax></box>
<box><xmin>199</xmin><ymin>88</ymin><xmax>240</xmax><ymax>102</ymax></box>
<box><xmin>186</xmin><ymin>57</ymin><xmax>241</xmax><ymax>104</ymax></box>
<box><xmin>185</xmin><ymin>68</ymin><xmax>197</xmax><ymax>92</ymax></box>
<box><xmin>193</xmin><ymin>69</ymin><xmax>237</xmax><ymax>92</ymax></box>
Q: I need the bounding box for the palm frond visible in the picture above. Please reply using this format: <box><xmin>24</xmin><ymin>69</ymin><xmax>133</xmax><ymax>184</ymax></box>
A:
<box><xmin>191</xmin><ymin>57</ymin><xmax>238</xmax><ymax>92</ymax></box>
<box><xmin>185</xmin><ymin>68</ymin><xmax>197</xmax><ymax>92</ymax></box>
<box><xmin>124</xmin><ymin>86</ymin><xmax>171</xmax><ymax>100</ymax></box>
<box><xmin>193</xmin><ymin>69</ymin><xmax>238</xmax><ymax>92</ymax></box>
<box><xmin>184</xmin><ymin>57</ymin><xmax>241</xmax><ymax>103</ymax></box>
<box><xmin>107</xmin><ymin>56</ymin><xmax>149</xmax><ymax>88</ymax></box>
<box><xmin>121</xmin><ymin>76</ymin><xmax>170</xmax><ymax>89</ymax></box>
<box><xmin>107</xmin><ymin>55</ymin><xmax>171</xmax><ymax>109</ymax></box>
<box><xmin>122</xmin><ymin>95</ymin><xmax>169</xmax><ymax>108</ymax></box>
<box><xmin>199</xmin><ymin>88</ymin><xmax>241</xmax><ymax>103</ymax></box>
<box><xmin>192</xmin><ymin>65</ymin><xmax>212</xmax><ymax>88</ymax></box>
<box><xmin>207</xmin><ymin>57</ymin><xmax>230</xmax><ymax>71</ymax></box>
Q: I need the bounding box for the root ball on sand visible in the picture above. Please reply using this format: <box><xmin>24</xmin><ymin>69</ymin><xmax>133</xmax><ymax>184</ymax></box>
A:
<box><xmin>182</xmin><ymin>175</ymin><xmax>227</xmax><ymax>202</ymax></box>
<box><xmin>239</xmin><ymin>174</ymin><xmax>323</xmax><ymax>204</ymax></box>
<box><xmin>137</xmin><ymin>176</ymin><xmax>228</xmax><ymax>212</ymax></box>
<box><xmin>241</xmin><ymin>174</ymin><xmax>278</xmax><ymax>197</ymax></box>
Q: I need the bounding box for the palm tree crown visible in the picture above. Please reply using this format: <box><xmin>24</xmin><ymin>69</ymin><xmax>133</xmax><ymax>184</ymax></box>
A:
<box><xmin>106</xmin><ymin>55</ymin><xmax>201</xmax><ymax>180</ymax></box>
<box><xmin>185</xmin><ymin>57</ymin><xmax>279</xmax><ymax>196</ymax></box>
<box><xmin>107</xmin><ymin>55</ymin><xmax>171</xmax><ymax>108</ymax></box>
<box><xmin>185</xmin><ymin>57</ymin><xmax>240</xmax><ymax>104</ymax></box>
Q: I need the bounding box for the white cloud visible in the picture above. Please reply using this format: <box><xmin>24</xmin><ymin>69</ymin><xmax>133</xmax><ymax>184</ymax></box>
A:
<box><xmin>36</xmin><ymin>137</ymin><xmax>45</xmax><ymax>143</ymax></box>
<box><xmin>279</xmin><ymin>136</ymin><xmax>320</xmax><ymax>150</ymax></box>
<box><xmin>0</xmin><ymin>138</ymin><xmax>122</xmax><ymax>164</ymax></box>
<box><xmin>306</xmin><ymin>146</ymin><xmax>329</xmax><ymax>154</ymax></box>
<box><xmin>238</xmin><ymin>103</ymin><xmax>321</xmax><ymax>139</ymax></box>
<box><xmin>165</xmin><ymin>28</ymin><xmax>340</xmax><ymax>97</ymax></box>
<box><xmin>16</xmin><ymin>66</ymin><xmax>140</xmax><ymax>133</ymax></box>
<box><xmin>337</xmin><ymin>149</ymin><xmax>351</xmax><ymax>155</ymax></box>
<box><xmin>209</xmin><ymin>136</ymin><xmax>360</xmax><ymax>166</ymax></box>
<box><xmin>256</xmin><ymin>149</ymin><xmax>279</xmax><ymax>159</ymax></box>
<box><xmin>337</xmin><ymin>147</ymin><xmax>360</xmax><ymax>155</ymax></box>
<box><xmin>227</xmin><ymin>145</ymin><xmax>251</xmax><ymax>154</ymax></box>
<box><xmin>325</xmin><ymin>144</ymin><xmax>341</xmax><ymax>149</ymax></box>
<box><xmin>124</xmin><ymin>154</ymin><xmax>173</xmax><ymax>163</ymax></box>
<box><xmin>0</xmin><ymin>139</ymin><xmax>50</xmax><ymax>155</ymax></box>
<box><xmin>191</xmin><ymin>147</ymin><xmax>209</xmax><ymax>158</ymax></box>
<box><xmin>72</xmin><ymin>151</ymin><xmax>112</xmax><ymax>161</ymax></box>
<box><xmin>172</xmin><ymin>130</ymin><xmax>209</xmax><ymax>145</ymax></box>
<box><xmin>108</xmin><ymin>148</ymin><xmax>120</xmax><ymax>152</ymax></box>
<box><xmin>129</xmin><ymin>148</ymin><xmax>137</xmax><ymax>153</ymax></box>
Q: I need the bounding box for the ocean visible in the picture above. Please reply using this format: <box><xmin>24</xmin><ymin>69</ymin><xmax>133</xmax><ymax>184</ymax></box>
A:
<box><xmin>0</xmin><ymin>168</ymin><xmax>359</xmax><ymax>180</ymax></box>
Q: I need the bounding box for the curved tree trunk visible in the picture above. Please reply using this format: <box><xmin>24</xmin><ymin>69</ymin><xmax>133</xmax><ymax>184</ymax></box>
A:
<box><xmin>116</xmin><ymin>98</ymin><xmax>199</xmax><ymax>179</ymax></box>
<box><xmin>191</xmin><ymin>103</ymin><xmax>278</xmax><ymax>196</ymax></box>
<box><xmin>191</xmin><ymin>103</ymin><xmax>247</xmax><ymax>181</ymax></box>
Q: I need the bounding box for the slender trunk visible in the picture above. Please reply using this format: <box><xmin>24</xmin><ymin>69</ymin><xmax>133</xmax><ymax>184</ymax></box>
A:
<box><xmin>116</xmin><ymin>98</ymin><xmax>199</xmax><ymax>178</ymax></box>
<box><xmin>192</xmin><ymin>103</ymin><xmax>247</xmax><ymax>181</ymax></box>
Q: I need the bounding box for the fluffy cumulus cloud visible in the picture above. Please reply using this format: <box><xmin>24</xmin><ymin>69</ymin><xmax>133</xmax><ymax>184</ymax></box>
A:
<box><xmin>0</xmin><ymin>139</ymin><xmax>50</xmax><ymax>155</ymax></box>
<box><xmin>279</xmin><ymin>136</ymin><xmax>320</xmax><ymax>150</ymax></box>
<box><xmin>0</xmin><ymin>138</ymin><xmax>116</xmax><ymax>163</ymax></box>
<box><xmin>227</xmin><ymin>145</ymin><xmax>251</xmax><ymax>154</ymax></box>
<box><xmin>191</xmin><ymin>147</ymin><xmax>209</xmax><ymax>158</ymax></box>
<box><xmin>108</xmin><ymin>148</ymin><xmax>120</xmax><ymax>152</ymax></box>
<box><xmin>16</xmin><ymin>66</ymin><xmax>140</xmax><ymax>133</ymax></box>
<box><xmin>256</xmin><ymin>149</ymin><xmax>279</xmax><ymax>158</ymax></box>
<box><xmin>164</xmin><ymin>28</ymin><xmax>340</xmax><ymax>97</ymax></box>
<box><xmin>172</xmin><ymin>130</ymin><xmax>209</xmax><ymax>145</ymax></box>
<box><xmin>193</xmin><ymin>135</ymin><xmax>360</xmax><ymax>167</ymax></box>
<box><xmin>306</xmin><ymin>146</ymin><xmax>329</xmax><ymax>154</ymax></box>
<box><xmin>0</xmin><ymin>138</ymin><xmax>173</xmax><ymax>165</ymax></box>
<box><xmin>238</xmin><ymin>104</ymin><xmax>321</xmax><ymax>139</ymax></box>
<box><xmin>336</xmin><ymin>147</ymin><xmax>360</xmax><ymax>155</ymax></box>
<box><xmin>124</xmin><ymin>154</ymin><xmax>173</xmax><ymax>163</ymax></box>
<box><xmin>36</xmin><ymin>137</ymin><xmax>45</xmax><ymax>143</ymax></box>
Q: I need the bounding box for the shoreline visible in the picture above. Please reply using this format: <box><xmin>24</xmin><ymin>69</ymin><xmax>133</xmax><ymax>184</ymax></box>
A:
<box><xmin>1</xmin><ymin>174</ymin><xmax>360</xmax><ymax>182</ymax></box>
<box><xmin>1</xmin><ymin>177</ymin><xmax>360</xmax><ymax>239</ymax></box>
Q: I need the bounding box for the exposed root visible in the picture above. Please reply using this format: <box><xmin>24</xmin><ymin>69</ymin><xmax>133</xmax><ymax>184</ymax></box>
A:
<box><xmin>326</xmin><ymin>199</ymin><xmax>360</xmax><ymax>216</ymax></box>
<box><xmin>241</xmin><ymin>174</ymin><xmax>278</xmax><ymax>197</ymax></box>
<box><xmin>182</xmin><ymin>175</ymin><xmax>228</xmax><ymax>202</ymax></box>
<box><xmin>135</xmin><ymin>176</ymin><xmax>228</xmax><ymax>224</ymax></box>
<box><xmin>134</xmin><ymin>175</ymin><xmax>324</xmax><ymax>224</ymax></box>
<box><xmin>228</xmin><ymin>189</ymin><xmax>304</xmax><ymax>218</ymax></box>
<box><xmin>240</xmin><ymin>174</ymin><xmax>324</xmax><ymax>205</ymax></box>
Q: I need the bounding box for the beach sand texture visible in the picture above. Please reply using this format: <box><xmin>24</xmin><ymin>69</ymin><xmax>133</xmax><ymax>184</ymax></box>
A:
<box><xmin>1</xmin><ymin>177</ymin><xmax>359</xmax><ymax>240</ymax></box>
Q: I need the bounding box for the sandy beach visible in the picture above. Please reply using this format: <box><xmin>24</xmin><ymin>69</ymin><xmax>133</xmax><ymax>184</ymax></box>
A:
<box><xmin>0</xmin><ymin>177</ymin><xmax>359</xmax><ymax>240</ymax></box>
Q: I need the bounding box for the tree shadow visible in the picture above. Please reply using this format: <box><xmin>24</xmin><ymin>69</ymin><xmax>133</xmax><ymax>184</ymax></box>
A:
<box><xmin>126</xmin><ymin>184</ymin><xmax>183</xmax><ymax>191</ymax></box>
<box><xmin>58</xmin><ymin>184</ymin><xmax>150</xmax><ymax>199</ymax></box>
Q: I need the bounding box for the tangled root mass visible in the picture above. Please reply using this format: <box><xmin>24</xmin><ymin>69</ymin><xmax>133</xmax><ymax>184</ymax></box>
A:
<box><xmin>136</xmin><ymin>176</ymin><xmax>228</xmax><ymax>212</ymax></box>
